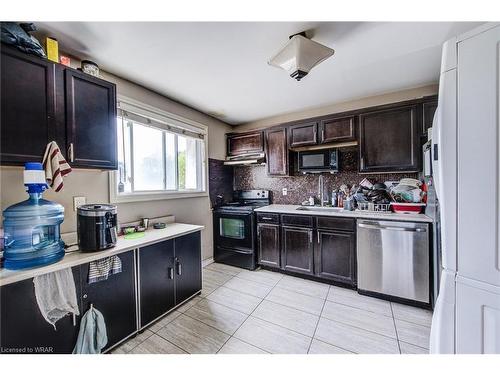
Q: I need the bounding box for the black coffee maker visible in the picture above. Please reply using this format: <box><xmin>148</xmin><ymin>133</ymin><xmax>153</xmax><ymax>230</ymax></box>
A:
<box><xmin>77</xmin><ymin>204</ymin><xmax>118</xmax><ymax>252</ymax></box>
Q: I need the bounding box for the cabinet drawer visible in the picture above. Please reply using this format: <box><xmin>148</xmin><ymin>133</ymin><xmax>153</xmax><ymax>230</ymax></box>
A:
<box><xmin>256</xmin><ymin>213</ymin><xmax>280</xmax><ymax>224</ymax></box>
<box><xmin>317</xmin><ymin>216</ymin><xmax>355</xmax><ymax>232</ymax></box>
<box><xmin>281</xmin><ymin>214</ymin><xmax>314</xmax><ymax>228</ymax></box>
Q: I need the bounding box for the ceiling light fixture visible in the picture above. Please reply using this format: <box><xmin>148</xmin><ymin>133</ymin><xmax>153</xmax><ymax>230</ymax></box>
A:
<box><xmin>268</xmin><ymin>31</ymin><xmax>335</xmax><ymax>81</ymax></box>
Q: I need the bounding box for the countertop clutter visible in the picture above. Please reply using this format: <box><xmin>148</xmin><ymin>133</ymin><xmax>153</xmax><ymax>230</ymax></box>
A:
<box><xmin>0</xmin><ymin>223</ymin><xmax>204</xmax><ymax>286</ymax></box>
<box><xmin>255</xmin><ymin>204</ymin><xmax>433</xmax><ymax>223</ymax></box>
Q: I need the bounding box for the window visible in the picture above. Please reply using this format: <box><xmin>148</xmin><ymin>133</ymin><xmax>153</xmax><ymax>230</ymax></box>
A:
<box><xmin>111</xmin><ymin>99</ymin><xmax>207</xmax><ymax>202</ymax></box>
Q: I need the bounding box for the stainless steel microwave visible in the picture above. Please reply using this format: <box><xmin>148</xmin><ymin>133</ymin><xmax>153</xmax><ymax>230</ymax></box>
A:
<box><xmin>297</xmin><ymin>149</ymin><xmax>339</xmax><ymax>173</ymax></box>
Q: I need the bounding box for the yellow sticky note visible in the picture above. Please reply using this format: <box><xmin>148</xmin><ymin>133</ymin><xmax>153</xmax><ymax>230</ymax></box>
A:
<box><xmin>46</xmin><ymin>37</ymin><xmax>59</xmax><ymax>63</ymax></box>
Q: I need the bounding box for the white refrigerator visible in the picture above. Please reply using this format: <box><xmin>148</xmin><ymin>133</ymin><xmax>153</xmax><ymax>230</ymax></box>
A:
<box><xmin>430</xmin><ymin>22</ymin><xmax>500</xmax><ymax>354</ymax></box>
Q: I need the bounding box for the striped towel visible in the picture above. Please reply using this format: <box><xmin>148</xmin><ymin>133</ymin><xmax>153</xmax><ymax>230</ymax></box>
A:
<box><xmin>88</xmin><ymin>256</ymin><xmax>122</xmax><ymax>284</ymax></box>
<box><xmin>42</xmin><ymin>141</ymin><xmax>72</xmax><ymax>192</ymax></box>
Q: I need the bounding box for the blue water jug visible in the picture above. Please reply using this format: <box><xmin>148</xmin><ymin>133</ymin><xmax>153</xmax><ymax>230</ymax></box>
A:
<box><xmin>2</xmin><ymin>162</ymin><xmax>65</xmax><ymax>270</ymax></box>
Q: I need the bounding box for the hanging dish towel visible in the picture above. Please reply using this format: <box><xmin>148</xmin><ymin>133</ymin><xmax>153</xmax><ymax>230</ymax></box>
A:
<box><xmin>73</xmin><ymin>305</ymin><xmax>108</xmax><ymax>354</ymax></box>
<box><xmin>33</xmin><ymin>268</ymin><xmax>80</xmax><ymax>330</ymax></box>
<box><xmin>42</xmin><ymin>141</ymin><xmax>72</xmax><ymax>192</ymax></box>
<box><xmin>88</xmin><ymin>255</ymin><xmax>122</xmax><ymax>284</ymax></box>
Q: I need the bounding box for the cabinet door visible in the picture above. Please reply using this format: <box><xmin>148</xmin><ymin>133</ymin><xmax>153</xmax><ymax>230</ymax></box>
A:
<box><xmin>0</xmin><ymin>267</ymin><xmax>81</xmax><ymax>354</ymax></box>
<box><xmin>266</xmin><ymin>127</ymin><xmax>288</xmax><ymax>176</ymax></box>
<box><xmin>0</xmin><ymin>47</ymin><xmax>56</xmax><ymax>165</ymax></box>
<box><xmin>174</xmin><ymin>232</ymin><xmax>202</xmax><ymax>305</ymax></box>
<box><xmin>319</xmin><ymin>116</ymin><xmax>356</xmax><ymax>143</ymax></box>
<box><xmin>227</xmin><ymin>131</ymin><xmax>264</xmax><ymax>156</ymax></box>
<box><xmin>359</xmin><ymin>105</ymin><xmax>419</xmax><ymax>172</ymax></box>
<box><xmin>289</xmin><ymin>122</ymin><xmax>318</xmax><ymax>147</ymax></box>
<box><xmin>315</xmin><ymin>230</ymin><xmax>356</xmax><ymax>285</ymax></box>
<box><xmin>281</xmin><ymin>226</ymin><xmax>314</xmax><ymax>275</ymax></box>
<box><xmin>138</xmin><ymin>240</ymin><xmax>175</xmax><ymax>328</ymax></box>
<box><xmin>422</xmin><ymin>100</ymin><xmax>438</xmax><ymax>136</ymax></box>
<box><xmin>65</xmin><ymin>69</ymin><xmax>117</xmax><ymax>169</ymax></box>
<box><xmin>80</xmin><ymin>250</ymin><xmax>137</xmax><ymax>351</ymax></box>
<box><xmin>257</xmin><ymin>224</ymin><xmax>280</xmax><ymax>268</ymax></box>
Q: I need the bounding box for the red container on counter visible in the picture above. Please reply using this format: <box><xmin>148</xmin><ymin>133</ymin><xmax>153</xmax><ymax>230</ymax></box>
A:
<box><xmin>390</xmin><ymin>202</ymin><xmax>426</xmax><ymax>214</ymax></box>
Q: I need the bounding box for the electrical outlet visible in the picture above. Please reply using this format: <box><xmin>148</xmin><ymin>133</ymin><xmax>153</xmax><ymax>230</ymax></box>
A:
<box><xmin>73</xmin><ymin>196</ymin><xmax>86</xmax><ymax>211</ymax></box>
<box><xmin>282</xmin><ymin>188</ymin><xmax>288</xmax><ymax>196</ymax></box>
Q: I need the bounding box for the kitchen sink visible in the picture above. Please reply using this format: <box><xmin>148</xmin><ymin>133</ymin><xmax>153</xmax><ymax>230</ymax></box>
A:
<box><xmin>296</xmin><ymin>206</ymin><xmax>345</xmax><ymax>212</ymax></box>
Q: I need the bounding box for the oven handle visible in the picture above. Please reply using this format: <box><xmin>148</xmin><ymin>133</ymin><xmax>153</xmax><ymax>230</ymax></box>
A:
<box><xmin>358</xmin><ymin>223</ymin><xmax>426</xmax><ymax>232</ymax></box>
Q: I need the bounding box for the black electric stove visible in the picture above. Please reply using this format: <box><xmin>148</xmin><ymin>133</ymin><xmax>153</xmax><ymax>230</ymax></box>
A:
<box><xmin>213</xmin><ymin>190</ymin><xmax>270</xmax><ymax>270</ymax></box>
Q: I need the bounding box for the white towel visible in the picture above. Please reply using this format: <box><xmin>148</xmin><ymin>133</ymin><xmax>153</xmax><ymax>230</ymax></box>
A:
<box><xmin>88</xmin><ymin>256</ymin><xmax>122</xmax><ymax>284</ymax></box>
<box><xmin>42</xmin><ymin>141</ymin><xmax>72</xmax><ymax>192</ymax></box>
<box><xmin>33</xmin><ymin>268</ymin><xmax>80</xmax><ymax>330</ymax></box>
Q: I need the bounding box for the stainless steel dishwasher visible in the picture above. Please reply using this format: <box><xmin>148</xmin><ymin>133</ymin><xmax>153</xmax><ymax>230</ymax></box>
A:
<box><xmin>357</xmin><ymin>219</ymin><xmax>430</xmax><ymax>304</ymax></box>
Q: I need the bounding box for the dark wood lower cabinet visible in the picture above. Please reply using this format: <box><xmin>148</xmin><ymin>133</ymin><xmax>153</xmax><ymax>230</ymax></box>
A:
<box><xmin>174</xmin><ymin>231</ymin><xmax>202</xmax><ymax>305</ymax></box>
<box><xmin>281</xmin><ymin>226</ymin><xmax>314</xmax><ymax>275</ymax></box>
<box><xmin>315</xmin><ymin>229</ymin><xmax>356</xmax><ymax>286</ymax></box>
<box><xmin>0</xmin><ymin>267</ymin><xmax>82</xmax><ymax>354</ymax></box>
<box><xmin>257</xmin><ymin>223</ymin><xmax>281</xmax><ymax>268</ymax></box>
<box><xmin>138</xmin><ymin>240</ymin><xmax>176</xmax><ymax>328</ymax></box>
<box><xmin>80</xmin><ymin>250</ymin><xmax>137</xmax><ymax>351</ymax></box>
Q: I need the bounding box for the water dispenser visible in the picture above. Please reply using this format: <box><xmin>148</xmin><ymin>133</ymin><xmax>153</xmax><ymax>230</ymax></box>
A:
<box><xmin>2</xmin><ymin>162</ymin><xmax>65</xmax><ymax>269</ymax></box>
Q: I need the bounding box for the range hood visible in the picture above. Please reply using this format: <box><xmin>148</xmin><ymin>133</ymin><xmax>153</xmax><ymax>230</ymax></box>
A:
<box><xmin>223</xmin><ymin>152</ymin><xmax>266</xmax><ymax>166</ymax></box>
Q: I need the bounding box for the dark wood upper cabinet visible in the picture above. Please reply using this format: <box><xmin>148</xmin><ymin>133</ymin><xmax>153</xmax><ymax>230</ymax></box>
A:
<box><xmin>65</xmin><ymin>70</ymin><xmax>117</xmax><ymax>169</ymax></box>
<box><xmin>359</xmin><ymin>105</ymin><xmax>419</xmax><ymax>173</ymax></box>
<box><xmin>319</xmin><ymin>116</ymin><xmax>356</xmax><ymax>143</ymax></box>
<box><xmin>281</xmin><ymin>226</ymin><xmax>314</xmax><ymax>275</ymax></box>
<box><xmin>257</xmin><ymin>223</ymin><xmax>281</xmax><ymax>269</ymax></box>
<box><xmin>227</xmin><ymin>131</ymin><xmax>264</xmax><ymax>156</ymax></box>
<box><xmin>0</xmin><ymin>46</ymin><xmax>117</xmax><ymax>170</ymax></box>
<box><xmin>422</xmin><ymin>100</ymin><xmax>438</xmax><ymax>136</ymax></box>
<box><xmin>0</xmin><ymin>47</ymin><xmax>57</xmax><ymax>165</ymax></box>
<box><xmin>288</xmin><ymin>121</ymin><xmax>318</xmax><ymax>147</ymax></box>
<box><xmin>265</xmin><ymin>127</ymin><xmax>288</xmax><ymax>176</ymax></box>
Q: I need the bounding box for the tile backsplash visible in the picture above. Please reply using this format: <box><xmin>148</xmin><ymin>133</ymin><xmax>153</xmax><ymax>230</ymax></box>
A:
<box><xmin>233</xmin><ymin>149</ymin><xmax>418</xmax><ymax>205</ymax></box>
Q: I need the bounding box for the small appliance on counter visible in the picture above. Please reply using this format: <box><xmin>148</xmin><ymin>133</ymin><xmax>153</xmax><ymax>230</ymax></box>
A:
<box><xmin>77</xmin><ymin>204</ymin><xmax>118</xmax><ymax>252</ymax></box>
<box><xmin>2</xmin><ymin>163</ymin><xmax>65</xmax><ymax>270</ymax></box>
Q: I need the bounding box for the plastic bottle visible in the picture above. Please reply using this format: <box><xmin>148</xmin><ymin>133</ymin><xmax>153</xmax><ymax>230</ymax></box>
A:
<box><xmin>2</xmin><ymin>162</ymin><xmax>65</xmax><ymax>270</ymax></box>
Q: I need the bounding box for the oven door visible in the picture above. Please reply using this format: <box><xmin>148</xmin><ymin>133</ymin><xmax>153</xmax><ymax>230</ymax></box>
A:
<box><xmin>213</xmin><ymin>210</ymin><xmax>254</xmax><ymax>252</ymax></box>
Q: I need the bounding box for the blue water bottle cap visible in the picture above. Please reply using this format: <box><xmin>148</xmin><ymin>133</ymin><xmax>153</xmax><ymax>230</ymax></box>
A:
<box><xmin>25</xmin><ymin>162</ymin><xmax>44</xmax><ymax>170</ymax></box>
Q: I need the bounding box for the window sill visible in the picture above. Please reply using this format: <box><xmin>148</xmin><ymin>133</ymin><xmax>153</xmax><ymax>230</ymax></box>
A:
<box><xmin>109</xmin><ymin>191</ymin><xmax>209</xmax><ymax>204</ymax></box>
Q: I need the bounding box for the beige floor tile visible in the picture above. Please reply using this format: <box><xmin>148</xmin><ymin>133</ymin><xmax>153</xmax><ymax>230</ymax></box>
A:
<box><xmin>321</xmin><ymin>301</ymin><xmax>397</xmax><ymax>338</ymax></box>
<box><xmin>252</xmin><ymin>300</ymin><xmax>319</xmax><ymax>337</ymax></box>
<box><xmin>206</xmin><ymin>286</ymin><xmax>262</xmax><ymax>314</ymax></box>
<box><xmin>204</xmin><ymin>262</ymin><xmax>242</xmax><ymax>276</ymax></box>
<box><xmin>218</xmin><ymin>337</ymin><xmax>268</xmax><ymax>354</ymax></box>
<box><xmin>148</xmin><ymin>311</ymin><xmax>182</xmax><ymax>332</ymax></box>
<box><xmin>157</xmin><ymin>315</ymin><xmax>230</xmax><ymax>354</ymax></box>
<box><xmin>236</xmin><ymin>269</ymin><xmax>283</xmax><ymax>286</ymax></box>
<box><xmin>315</xmin><ymin>318</ymin><xmax>400</xmax><ymax>354</ymax></box>
<box><xmin>223</xmin><ymin>276</ymin><xmax>273</xmax><ymax>298</ymax></box>
<box><xmin>327</xmin><ymin>287</ymin><xmax>392</xmax><ymax>317</ymax></box>
<box><xmin>202</xmin><ymin>269</ymin><xmax>234</xmax><ymax>286</ymax></box>
<box><xmin>175</xmin><ymin>296</ymin><xmax>203</xmax><ymax>313</ymax></box>
<box><xmin>308</xmin><ymin>339</ymin><xmax>354</xmax><ymax>354</ymax></box>
<box><xmin>265</xmin><ymin>287</ymin><xmax>325</xmax><ymax>315</ymax></box>
<box><xmin>200</xmin><ymin>278</ymin><xmax>220</xmax><ymax>297</ymax></box>
<box><xmin>130</xmin><ymin>334</ymin><xmax>188</xmax><ymax>354</ymax></box>
<box><xmin>399</xmin><ymin>341</ymin><xmax>429</xmax><ymax>354</ymax></box>
<box><xmin>395</xmin><ymin>319</ymin><xmax>431</xmax><ymax>349</ymax></box>
<box><xmin>276</xmin><ymin>275</ymin><xmax>330</xmax><ymax>299</ymax></box>
<box><xmin>184</xmin><ymin>298</ymin><xmax>248</xmax><ymax>335</ymax></box>
<box><xmin>111</xmin><ymin>329</ymin><xmax>154</xmax><ymax>353</ymax></box>
<box><xmin>391</xmin><ymin>303</ymin><xmax>433</xmax><ymax>327</ymax></box>
<box><xmin>234</xmin><ymin>317</ymin><xmax>312</xmax><ymax>354</ymax></box>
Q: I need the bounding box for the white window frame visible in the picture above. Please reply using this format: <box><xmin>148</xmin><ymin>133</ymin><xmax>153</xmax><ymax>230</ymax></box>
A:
<box><xmin>109</xmin><ymin>96</ymin><xmax>209</xmax><ymax>203</ymax></box>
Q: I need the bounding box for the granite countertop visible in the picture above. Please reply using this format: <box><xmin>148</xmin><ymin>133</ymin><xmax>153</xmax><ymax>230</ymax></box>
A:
<box><xmin>254</xmin><ymin>204</ymin><xmax>433</xmax><ymax>223</ymax></box>
<box><xmin>0</xmin><ymin>223</ymin><xmax>204</xmax><ymax>286</ymax></box>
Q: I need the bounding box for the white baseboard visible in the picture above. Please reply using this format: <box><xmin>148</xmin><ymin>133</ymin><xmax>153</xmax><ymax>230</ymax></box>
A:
<box><xmin>202</xmin><ymin>257</ymin><xmax>214</xmax><ymax>268</ymax></box>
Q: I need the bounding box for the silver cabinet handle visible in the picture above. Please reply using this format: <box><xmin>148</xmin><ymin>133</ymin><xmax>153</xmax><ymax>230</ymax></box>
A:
<box><xmin>168</xmin><ymin>267</ymin><xmax>174</xmax><ymax>279</ymax></box>
<box><xmin>358</xmin><ymin>223</ymin><xmax>426</xmax><ymax>232</ymax></box>
<box><xmin>309</xmin><ymin>230</ymin><xmax>313</xmax><ymax>243</ymax></box>
<box><xmin>175</xmin><ymin>258</ymin><xmax>182</xmax><ymax>276</ymax></box>
<box><xmin>317</xmin><ymin>231</ymin><xmax>320</xmax><ymax>244</ymax></box>
<box><xmin>261</xmin><ymin>217</ymin><xmax>274</xmax><ymax>220</ymax></box>
<box><xmin>68</xmin><ymin>143</ymin><xmax>74</xmax><ymax>162</ymax></box>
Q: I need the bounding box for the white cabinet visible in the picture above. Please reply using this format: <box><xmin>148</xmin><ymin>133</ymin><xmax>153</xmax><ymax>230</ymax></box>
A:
<box><xmin>456</xmin><ymin>276</ymin><xmax>500</xmax><ymax>353</ymax></box>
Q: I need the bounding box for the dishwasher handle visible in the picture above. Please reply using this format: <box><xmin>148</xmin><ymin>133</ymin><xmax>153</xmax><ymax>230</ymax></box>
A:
<box><xmin>358</xmin><ymin>223</ymin><xmax>426</xmax><ymax>232</ymax></box>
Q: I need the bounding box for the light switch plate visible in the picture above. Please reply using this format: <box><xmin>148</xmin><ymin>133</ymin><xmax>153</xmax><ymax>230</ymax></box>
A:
<box><xmin>73</xmin><ymin>196</ymin><xmax>86</xmax><ymax>211</ymax></box>
<box><xmin>282</xmin><ymin>188</ymin><xmax>287</xmax><ymax>196</ymax></box>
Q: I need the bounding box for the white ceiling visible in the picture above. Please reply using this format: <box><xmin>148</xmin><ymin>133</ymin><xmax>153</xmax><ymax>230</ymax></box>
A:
<box><xmin>35</xmin><ymin>22</ymin><xmax>481</xmax><ymax>125</ymax></box>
